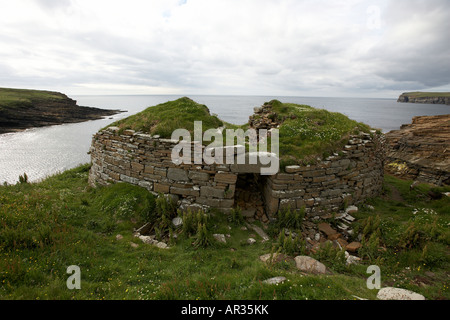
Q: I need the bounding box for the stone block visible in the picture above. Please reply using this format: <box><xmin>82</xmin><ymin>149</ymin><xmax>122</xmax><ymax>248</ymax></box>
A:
<box><xmin>154</xmin><ymin>183</ymin><xmax>170</xmax><ymax>194</ymax></box>
<box><xmin>188</xmin><ymin>171</ymin><xmax>210</xmax><ymax>182</ymax></box>
<box><xmin>196</xmin><ymin>198</ymin><xmax>234</xmax><ymax>208</ymax></box>
<box><xmin>131</xmin><ymin>162</ymin><xmax>144</xmax><ymax>172</ymax></box>
<box><xmin>167</xmin><ymin>168</ymin><xmax>190</xmax><ymax>181</ymax></box>
<box><xmin>200</xmin><ymin>186</ymin><xmax>225</xmax><ymax>198</ymax></box>
<box><xmin>214</xmin><ymin>172</ymin><xmax>237</xmax><ymax>184</ymax></box>
<box><xmin>170</xmin><ymin>187</ymin><xmax>200</xmax><ymax>197</ymax></box>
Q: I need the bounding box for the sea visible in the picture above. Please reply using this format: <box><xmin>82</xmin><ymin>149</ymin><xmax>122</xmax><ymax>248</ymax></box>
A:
<box><xmin>1</xmin><ymin>95</ymin><xmax>449</xmax><ymax>184</ymax></box>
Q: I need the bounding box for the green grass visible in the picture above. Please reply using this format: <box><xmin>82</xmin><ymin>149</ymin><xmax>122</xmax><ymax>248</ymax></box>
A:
<box><xmin>107</xmin><ymin>97</ymin><xmax>225</xmax><ymax>138</ymax></box>
<box><xmin>0</xmin><ymin>87</ymin><xmax>66</xmax><ymax>111</ymax></box>
<box><xmin>106</xmin><ymin>98</ymin><xmax>373</xmax><ymax>166</ymax></box>
<box><xmin>268</xmin><ymin>100</ymin><xmax>372</xmax><ymax>166</ymax></box>
<box><xmin>1</xmin><ymin>166</ymin><xmax>448</xmax><ymax>300</ymax></box>
<box><xmin>402</xmin><ymin>92</ymin><xmax>450</xmax><ymax>98</ymax></box>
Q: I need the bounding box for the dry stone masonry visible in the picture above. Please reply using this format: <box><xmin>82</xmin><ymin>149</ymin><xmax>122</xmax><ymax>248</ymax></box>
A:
<box><xmin>89</xmin><ymin>121</ymin><xmax>385</xmax><ymax>220</ymax></box>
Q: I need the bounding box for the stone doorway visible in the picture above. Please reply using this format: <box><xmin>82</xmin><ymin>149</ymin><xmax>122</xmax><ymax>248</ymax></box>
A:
<box><xmin>234</xmin><ymin>173</ymin><xmax>269</xmax><ymax>223</ymax></box>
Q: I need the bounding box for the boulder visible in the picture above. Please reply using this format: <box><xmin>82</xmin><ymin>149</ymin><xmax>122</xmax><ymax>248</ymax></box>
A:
<box><xmin>294</xmin><ymin>256</ymin><xmax>327</xmax><ymax>274</ymax></box>
<box><xmin>377</xmin><ymin>287</ymin><xmax>425</xmax><ymax>300</ymax></box>
<box><xmin>156</xmin><ymin>242</ymin><xmax>169</xmax><ymax>249</ymax></box>
<box><xmin>172</xmin><ymin>217</ymin><xmax>183</xmax><ymax>228</ymax></box>
<box><xmin>263</xmin><ymin>277</ymin><xmax>287</xmax><ymax>285</ymax></box>
<box><xmin>139</xmin><ymin>235</ymin><xmax>157</xmax><ymax>245</ymax></box>
<box><xmin>213</xmin><ymin>234</ymin><xmax>227</xmax><ymax>244</ymax></box>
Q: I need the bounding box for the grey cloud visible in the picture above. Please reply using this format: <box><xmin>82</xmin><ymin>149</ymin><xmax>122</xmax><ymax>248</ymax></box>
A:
<box><xmin>366</xmin><ymin>0</ymin><xmax>450</xmax><ymax>89</ymax></box>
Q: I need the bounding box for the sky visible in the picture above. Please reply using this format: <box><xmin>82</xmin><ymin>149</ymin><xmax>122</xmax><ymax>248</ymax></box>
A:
<box><xmin>0</xmin><ymin>0</ymin><xmax>449</xmax><ymax>98</ymax></box>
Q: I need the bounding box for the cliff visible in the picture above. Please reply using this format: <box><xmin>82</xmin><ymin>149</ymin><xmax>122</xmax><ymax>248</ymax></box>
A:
<box><xmin>398</xmin><ymin>92</ymin><xmax>450</xmax><ymax>105</ymax></box>
<box><xmin>385</xmin><ymin>114</ymin><xmax>450</xmax><ymax>186</ymax></box>
<box><xmin>0</xmin><ymin>88</ymin><xmax>123</xmax><ymax>134</ymax></box>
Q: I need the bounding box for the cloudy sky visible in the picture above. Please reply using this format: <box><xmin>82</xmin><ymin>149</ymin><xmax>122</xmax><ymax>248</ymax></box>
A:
<box><xmin>0</xmin><ymin>0</ymin><xmax>449</xmax><ymax>97</ymax></box>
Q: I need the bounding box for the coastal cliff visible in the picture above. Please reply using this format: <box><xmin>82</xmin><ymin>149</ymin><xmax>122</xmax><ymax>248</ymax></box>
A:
<box><xmin>385</xmin><ymin>114</ymin><xmax>450</xmax><ymax>186</ymax></box>
<box><xmin>0</xmin><ymin>88</ymin><xmax>123</xmax><ymax>134</ymax></box>
<box><xmin>398</xmin><ymin>92</ymin><xmax>450</xmax><ymax>105</ymax></box>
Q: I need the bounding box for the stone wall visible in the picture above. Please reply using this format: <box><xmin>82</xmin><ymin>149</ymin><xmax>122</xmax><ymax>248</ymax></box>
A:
<box><xmin>89</xmin><ymin>127</ymin><xmax>385</xmax><ymax>219</ymax></box>
<box><xmin>263</xmin><ymin>133</ymin><xmax>385</xmax><ymax>217</ymax></box>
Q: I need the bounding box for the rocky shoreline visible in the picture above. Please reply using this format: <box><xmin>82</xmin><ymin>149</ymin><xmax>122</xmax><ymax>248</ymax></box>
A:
<box><xmin>0</xmin><ymin>90</ymin><xmax>124</xmax><ymax>134</ymax></box>
<box><xmin>385</xmin><ymin>114</ymin><xmax>450</xmax><ymax>186</ymax></box>
<box><xmin>398</xmin><ymin>92</ymin><xmax>450</xmax><ymax>105</ymax></box>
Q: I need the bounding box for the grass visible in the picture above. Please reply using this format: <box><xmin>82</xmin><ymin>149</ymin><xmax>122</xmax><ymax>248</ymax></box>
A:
<box><xmin>105</xmin><ymin>98</ymin><xmax>373</xmax><ymax>167</ymax></box>
<box><xmin>267</xmin><ymin>100</ymin><xmax>372</xmax><ymax>167</ymax></box>
<box><xmin>1</xmin><ymin>165</ymin><xmax>448</xmax><ymax>300</ymax></box>
<box><xmin>107</xmin><ymin>97</ymin><xmax>225</xmax><ymax>138</ymax></box>
<box><xmin>0</xmin><ymin>87</ymin><xmax>66</xmax><ymax>112</ymax></box>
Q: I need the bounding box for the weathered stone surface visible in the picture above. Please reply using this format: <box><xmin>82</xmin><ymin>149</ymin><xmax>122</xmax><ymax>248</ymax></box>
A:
<box><xmin>345</xmin><ymin>206</ymin><xmax>359</xmax><ymax>215</ymax></box>
<box><xmin>259</xmin><ymin>253</ymin><xmax>283</xmax><ymax>263</ymax></box>
<box><xmin>213</xmin><ymin>234</ymin><xmax>227</xmax><ymax>243</ymax></box>
<box><xmin>172</xmin><ymin>217</ymin><xmax>183</xmax><ymax>228</ymax></box>
<box><xmin>346</xmin><ymin>242</ymin><xmax>362</xmax><ymax>253</ymax></box>
<box><xmin>247</xmin><ymin>224</ymin><xmax>269</xmax><ymax>242</ymax></box>
<box><xmin>242</xmin><ymin>209</ymin><xmax>256</xmax><ymax>218</ymax></box>
<box><xmin>155</xmin><ymin>242</ymin><xmax>168</xmax><ymax>249</ymax></box>
<box><xmin>285</xmin><ymin>165</ymin><xmax>302</xmax><ymax>173</ymax></box>
<box><xmin>294</xmin><ymin>256</ymin><xmax>327</xmax><ymax>274</ymax></box>
<box><xmin>139</xmin><ymin>235</ymin><xmax>157</xmax><ymax>245</ymax></box>
<box><xmin>154</xmin><ymin>183</ymin><xmax>170</xmax><ymax>194</ymax></box>
<box><xmin>168</xmin><ymin>168</ymin><xmax>190</xmax><ymax>181</ymax></box>
<box><xmin>196</xmin><ymin>198</ymin><xmax>234</xmax><ymax>208</ymax></box>
<box><xmin>263</xmin><ymin>277</ymin><xmax>287</xmax><ymax>285</ymax></box>
<box><xmin>377</xmin><ymin>287</ymin><xmax>425</xmax><ymax>300</ymax></box>
<box><xmin>171</xmin><ymin>187</ymin><xmax>199</xmax><ymax>197</ymax></box>
<box><xmin>188</xmin><ymin>171</ymin><xmax>210</xmax><ymax>181</ymax></box>
<box><xmin>385</xmin><ymin>114</ymin><xmax>450</xmax><ymax>186</ymax></box>
<box><xmin>200</xmin><ymin>186</ymin><xmax>225</xmax><ymax>198</ymax></box>
<box><xmin>247</xmin><ymin>238</ymin><xmax>257</xmax><ymax>245</ymax></box>
<box><xmin>318</xmin><ymin>223</ymin><xmax>338</xmax><ymax>237</ymax></box>
<box><xmin>214</xmin><ymin>172</ymin><xmax>237</xmax><ymax>184</ymax></box>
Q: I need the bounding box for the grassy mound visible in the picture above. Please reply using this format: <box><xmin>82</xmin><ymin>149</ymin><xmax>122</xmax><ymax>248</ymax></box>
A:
<box><xmin>0</xmin><ymin>87</ymin><xmax>67</xmax><ymax>111</ymax></box>
<box><xmin>107</xmin><ymin>98</ymin><xmax>373</xmax><ymax>167</ymax></box>
<box><xmin>108</xmin><ymin>97</ymin><xmax>224</xmax><ymax>138</ymax></box>
<box><xmin>264</xmin><ymin>100</ymin><xmax>372</xmax><ymax>166</ymax></box>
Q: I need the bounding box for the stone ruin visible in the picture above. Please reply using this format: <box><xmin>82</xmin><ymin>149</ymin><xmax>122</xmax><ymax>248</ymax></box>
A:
<box><xmin>88</xmin><ymin>103</ymin><xmax>385</xmax><ymax>222</ymax></box>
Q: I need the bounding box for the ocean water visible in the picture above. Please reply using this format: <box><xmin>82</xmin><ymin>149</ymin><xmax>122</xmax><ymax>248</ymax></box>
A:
<box><xmin>0</xmin><ymin>95</ymin><xmax>449</xmax><ymax>184</ymax></box>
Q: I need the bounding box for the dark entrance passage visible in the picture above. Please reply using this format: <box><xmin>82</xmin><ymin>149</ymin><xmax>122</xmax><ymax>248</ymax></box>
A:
<box><xmin>234</xmin><ymin>173</ymin><xmax>268</xmax><ymax>222</ymax></box>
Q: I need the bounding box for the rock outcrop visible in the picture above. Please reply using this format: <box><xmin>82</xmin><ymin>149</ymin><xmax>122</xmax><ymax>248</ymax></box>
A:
<box><xmin>385</xmin><ymin>114</ymin><xmax>450</xmax><ymax>185</ymax></box>
<box><xmin>398</xmin><ymin>92</ymin><xmax>450</xmax><ymax>105</ymax></box>
<box><xmin>0</xmin><ymin>89</ymin><xmax>123</xmax><ymax>134</ymax></box>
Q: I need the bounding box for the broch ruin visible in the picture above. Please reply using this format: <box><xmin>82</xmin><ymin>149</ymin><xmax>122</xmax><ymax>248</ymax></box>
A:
<box><xmin>88</xmin><ymin>99</ymin><xmax>386</xmax><ymax>222</ymax></box>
